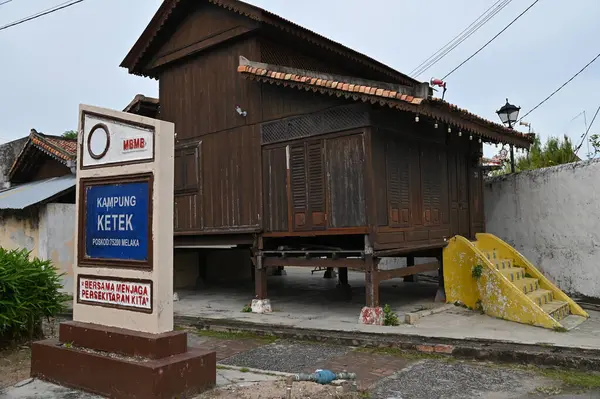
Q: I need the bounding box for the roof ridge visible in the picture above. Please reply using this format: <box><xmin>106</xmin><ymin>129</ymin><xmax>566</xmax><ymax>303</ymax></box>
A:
<box><xmin>120</xmin><ymin>0</ymin><xmax>418</xmax><ymax>85</ymax></box>
<box><xmin>238</xmin><ymin>56</ymin><xmax>429</xmax><ymax>99</ymax></box>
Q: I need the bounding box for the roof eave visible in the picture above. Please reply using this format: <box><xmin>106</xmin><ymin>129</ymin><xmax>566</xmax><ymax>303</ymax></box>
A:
<box><xmin>238</xmin><ymin>60</ymin><xmax>534</xmax><ymax>149</ymax></box>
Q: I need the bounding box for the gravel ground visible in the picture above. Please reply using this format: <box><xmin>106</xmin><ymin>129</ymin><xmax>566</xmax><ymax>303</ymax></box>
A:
<box><xmin>200</xmin><ymin>380</ymin><xmax>357</xmax><ymax>399</ymax></box>
<box><xmin>369</xmin><ymin>360</ymin><xmax>557</xmax><ymax>399</ymax></box>
<box><xmin>219</xmin><ymin>341</ymin><xmax>350</xmax><ymax>373</ymax></box>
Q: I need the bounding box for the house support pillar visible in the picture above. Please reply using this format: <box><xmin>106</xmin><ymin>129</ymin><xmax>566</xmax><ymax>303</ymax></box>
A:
<box><xmin>360</xmin><ymin>236</ymin><xmax>383</xmax><ymax>325</ymax></box>
<box><xmin>252</xmin><ymin>236</ymin><xmax>271</xmax><ymax>314</ymax></box>
<box><xmin>403</xmin><ymin>255</ymin><xmax>416</xmax><ymax>282</ymax></box>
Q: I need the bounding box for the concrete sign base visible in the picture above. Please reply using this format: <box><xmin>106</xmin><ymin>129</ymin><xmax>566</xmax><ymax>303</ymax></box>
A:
<box><xmin>31</xmin><ymin>321</ymin><xmax>216</xmax><ymax>399</ymax></box>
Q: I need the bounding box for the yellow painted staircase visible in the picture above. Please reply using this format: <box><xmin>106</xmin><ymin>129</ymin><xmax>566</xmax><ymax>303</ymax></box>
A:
<box><xmin>443</xmin><ymin>233</ymin><xmax>589</xmax><ymax>330</ymax></box>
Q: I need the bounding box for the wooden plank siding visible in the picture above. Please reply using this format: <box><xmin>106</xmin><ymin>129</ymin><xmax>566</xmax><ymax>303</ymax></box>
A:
<box><xmin>262</xmin><ymin>130</ymin><xmax>368</xmax><ymax>235</ymax></box>
<box><xmin>325</xmin><ymin>134</ymin><xmax>366</xmax><ymax>228</ymax></box>
<box><xmin>368</xmin><ymin>109</ymin><xmax>484</xmax><ymax>250</ymax></box>
<box><xmin>148</xmin><ymin>3</ymin><xmax>485</xmax><ymax>247</ymax></box>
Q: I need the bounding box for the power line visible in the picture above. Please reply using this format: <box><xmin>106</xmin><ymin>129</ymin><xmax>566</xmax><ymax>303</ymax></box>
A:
<box><xmin>519</xmin><ymin>51</ymin><xmax>600</xmax><ymax>122</ymax></box>
<box><xmin>442</xmin><ymin>0</ymin><xmax>541</xmax><ymax>80</ymax></box>
<box><xmin>413</xmin><ymin>0</ymin><xmax>512</xmax><ymax>78</ymax></box>
<box><xmin>573</xmin><ymin>105</ymin><xmax>600</xmax><ymax>160</ymax></box>
<box><xmin>0</xmin><ymin>0</ymin><xmax>85</xmax><ymax>32</ymax></box>
<box><xmin>0</xmin><ymin>0</ymin><xmax>14</xmax><ymax>7</ymax></box>
<box><xmin>411</xmin><ymin>0</ymin><xmax>512</xmax><ymax>78</ymax></box>
<box><xmin>410</xmin><ymin>0</ymin><xmax>507</xmax><ymax>76</ymax></box>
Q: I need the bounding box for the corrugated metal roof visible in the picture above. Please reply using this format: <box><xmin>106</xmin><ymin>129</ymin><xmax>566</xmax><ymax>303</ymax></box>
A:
<box><xmin>0</xmin><ymin>175</ymin><xmax>75</xmax><ymax>210</ymax></box>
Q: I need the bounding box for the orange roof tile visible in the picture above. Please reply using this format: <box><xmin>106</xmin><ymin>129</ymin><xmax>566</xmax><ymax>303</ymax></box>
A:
<box><xmin>237</xmin><ymin>59</ymin><xmax>533</xmax><ymax>148</ymax></box>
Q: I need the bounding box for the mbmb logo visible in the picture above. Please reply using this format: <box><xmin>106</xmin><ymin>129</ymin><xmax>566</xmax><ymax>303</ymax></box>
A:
<box><xmin>122</xmin><ymin>137</ymin><xmax>147</xmax><ymax>152</ymax></box>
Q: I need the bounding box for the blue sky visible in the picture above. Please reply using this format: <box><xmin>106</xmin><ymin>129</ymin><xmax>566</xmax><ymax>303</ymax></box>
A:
<box><xmin>1</xmin><ymin>0</ymin><xmax>599</xmax><ymax>157</ymax></box>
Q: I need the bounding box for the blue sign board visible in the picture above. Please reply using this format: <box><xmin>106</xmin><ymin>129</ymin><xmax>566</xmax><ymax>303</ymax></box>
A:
<box><xmin>85</xmin><ymin>181</ymin><xmax>150</xmax><ymax>262</ymax></box>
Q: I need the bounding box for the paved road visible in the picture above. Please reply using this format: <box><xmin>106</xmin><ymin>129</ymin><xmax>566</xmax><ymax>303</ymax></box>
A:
<box><xmin>3</xmin><ymin>331</ymin><xmax>599</xmax><ymax>398</ymax></box>
<box><xmin>191</xmin><ymin>333</ymin><xmax>600</xmax><ymax>398</ymax></box>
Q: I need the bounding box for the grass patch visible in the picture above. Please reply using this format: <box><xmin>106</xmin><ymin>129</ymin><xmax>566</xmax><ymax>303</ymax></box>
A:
<box><xmin>193</xmin><ymin>328</ymin><xmax>277</xmax><ymax>343</ymax></box>
<box><xmin>538</xmin><ymin>368</ymin><xmax>600</xmax><ymax>390</ymax></box>
<box><xmin>239</xmin><ymin>367</ymin><xmax>250</xmax><ymax>373</ymax></box>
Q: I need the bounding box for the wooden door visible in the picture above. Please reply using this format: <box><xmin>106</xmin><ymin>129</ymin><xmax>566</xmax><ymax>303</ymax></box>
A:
<box><xmin>448</xmin><ymin>150</ymin><xmax>470</xmax><ymax>238</ymax></box>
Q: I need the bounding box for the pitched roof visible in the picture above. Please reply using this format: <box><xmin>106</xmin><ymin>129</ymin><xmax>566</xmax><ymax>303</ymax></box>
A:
<box><xmin>237</xmin><ymin>57</ymin><xmax>534</xmax><ymax>148</ymax></box>
<box><xmin>120</xmin><ymin>0</ymin><xmax>418</xmax><ymax>86</ymax></box>
<box><xmin>123</xmin><ymin>94</ymin><xmax>160</xmax><ymax>118</ymax></box>
<box><xmin>8</xmin><ymin>130</ymin><xmax>77</xmax><ymax>182</ymax></box>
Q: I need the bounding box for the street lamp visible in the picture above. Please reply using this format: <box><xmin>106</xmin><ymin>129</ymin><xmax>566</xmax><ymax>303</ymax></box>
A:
<box><xmin>496</xmin><ymin>98</ymin><xmax>521</xmax><ymax>172</ymax></box>
<box><xmin>496</xmin><ymin>99</ymin><xmax>521</xmax><ymax>129</ymax></box>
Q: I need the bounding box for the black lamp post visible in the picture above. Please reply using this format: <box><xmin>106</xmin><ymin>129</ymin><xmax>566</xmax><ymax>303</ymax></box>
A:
<box><xmin>496</xmin><ymin>99</ymin><xmax>521</xmax><ymax>172</ymax></box>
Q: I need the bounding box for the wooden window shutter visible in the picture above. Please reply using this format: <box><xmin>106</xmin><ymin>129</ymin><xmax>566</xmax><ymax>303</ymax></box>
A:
<box><xmin>421</xmin><ymin>146</ymin><xmax>444</xmax><ymax>225</ymax></box>
<box><xmin>289</xmin><ymin>144</ymin><xmax>307</xmax><ymax>228</ymax></box>
<box><xmin>307</xmin><ymin>141</ymin><xmax>325</xmax><ymax>227</ymax></box>
<box><xmin>387</xmin><ymin>140</ymin><xmax>411</xmax><ymax>226</ymax></box>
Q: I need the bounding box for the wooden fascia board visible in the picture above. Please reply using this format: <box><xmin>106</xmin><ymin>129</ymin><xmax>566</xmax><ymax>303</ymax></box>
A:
<box><xmin>150</xmin><ymin>25</ymin><xmax>257</xmax><ymax>70</ymax></box>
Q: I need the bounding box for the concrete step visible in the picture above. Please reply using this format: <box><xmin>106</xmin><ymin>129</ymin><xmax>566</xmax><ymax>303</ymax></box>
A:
<box><xmin>494</xmin><ymin>259</ymin><xmax>514</xmax><ymax>270</ymax></box>
<box><xmin>560</xmin><ymin>314</ymin><xmax>587</xmax><ymax>330</ymax></box>
<box><xmin>516</xmin><ymin>277</ymin><xmax>539</xmax><ymax>294</ymax></box>
<box><xmin>542</xmin><ymin>300</ymin><xmax>569</xmax><ymax>322</ymax></box>
<box><xmin>527</xmin><ymin>289</ymin><xmax>554</xmax><ymax>307</ymax></box>
<box><xmin>499</xmin><ymin>267</ymin><xmax>526</xmax><ymax>282</ymax></box>
<box><xmin>484</xmin><ymin>251</ymin><xmax>514</xmax><ymax>270</ymax></box>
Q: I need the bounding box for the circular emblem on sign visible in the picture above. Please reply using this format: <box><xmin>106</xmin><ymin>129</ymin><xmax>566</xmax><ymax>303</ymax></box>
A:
<box><xmin>88</xmin><ymin>123</ymin><xmax>110</xmax><ymax>160</ymax></box>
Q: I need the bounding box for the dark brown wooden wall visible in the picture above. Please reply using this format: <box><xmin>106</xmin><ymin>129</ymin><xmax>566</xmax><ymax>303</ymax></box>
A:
<box><xmin>31</xmin><ymin>158</ymin><xmax>71</xmax><ymax>182</ymax></box>
<box><xmin>152</xmin><ymin>2</ymin><xmax>484</xmax><ymax>243</ymax></box>
<box><xmin>370</xmin><ymin>111</ymin><xmax>485</xmax><ymax>250</ymax></box>
<box><xmin>262</xmin><ymin>131</ymin><xmax>368</xmax><ymax>234</ymax></box>
<box><xmin>158</xmin><ymin>5</ymin><xmax>263</xmax><ymax>234</ymax></box>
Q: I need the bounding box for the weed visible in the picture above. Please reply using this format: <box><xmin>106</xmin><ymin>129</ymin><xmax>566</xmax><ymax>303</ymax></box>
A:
<box><xmin>475</xmin><ymin>300</ymin><xmax>484</xmax><ymax>314</ymax></box>
<box><xmin>472</xmin><ymin>264</ymin><xmax>484</xmax><ymax>279</ymax></box>
<box><xmin>239</xmin><ymin>367</ymin><xmax>250</xmax><ymax>373</ymax></box>
<box><xmin>64</xmin><ymin>342</ymin><xmax>73</xmax><ymax>349</ymax></box>
<box><xmin>383</xmin><ymin>304</ymin><xmax>399</xmax><ymax>326</ymax></box>
<box><xmin>538</xmin><ymin>368</ymin><xmax>600</xmax><ymax>390</ymax></box>
<box><xmin>241</xmin><ymin>304</ymin><xmax>252</xmax><ymax>313</ymax></box>
<box><xmin>553</xmin><ymin>326</ymin><xmax>568</xmax><ymax>333</ymax></box>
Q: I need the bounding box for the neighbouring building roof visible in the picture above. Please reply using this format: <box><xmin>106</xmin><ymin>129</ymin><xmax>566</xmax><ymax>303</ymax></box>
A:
<box><xmin>120</xmin><ymin>0</ymin><xmax>419</xmax><ymax>86</ymax></box>
<box><xmin>237</xmin><ymin>58</ymin><xmax>534</xmax><ymax>148</ymax></box>
<box><xmin>0</xmin><ymin>175</ymin><xmax>75</xmax><ymax>210</ymax></box>
<box><xmin>8</xmin><ymin>129</ymin><xmax>77</xmax><ymax>183</ymax></box>
<box><xmin>123</xmin><ymin>94</ymin><xmax>160</xmax><ymax>118</ymax></box>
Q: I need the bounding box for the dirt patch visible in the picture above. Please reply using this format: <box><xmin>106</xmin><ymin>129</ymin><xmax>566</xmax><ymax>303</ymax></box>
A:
<box><xmin>0</xmin><ymin>346</ymin><xmax>31</xmax><ymax>390</ymax></box>
<box><xmin>0</xmin><ymin>317</ymin><xmax>62</xmax><ymax>391</ymax></box>
<box><xmin>200</xmin><ymin>380</ymin><xmax>358</xmax><ymax>399</ymax></box>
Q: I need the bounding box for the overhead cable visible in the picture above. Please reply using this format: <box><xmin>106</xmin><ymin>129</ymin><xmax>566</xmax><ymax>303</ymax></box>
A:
<box><xmin>442</xmin><ymin>0</ymin><xmax>541</xmax><ymax>80</ymax></box>
<box><xmin>0</xmin><ymin>0</ymin><xmax>85</xmax><ymax>32</ymax></box>
<box><xmin>411</xmin><ymin>0</ymin><xmax>512</xmax><ymax>78</ymax></box>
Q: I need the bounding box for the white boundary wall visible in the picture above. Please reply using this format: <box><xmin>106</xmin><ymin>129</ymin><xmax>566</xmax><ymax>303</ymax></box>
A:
<box><xmin>484</xmin><ymin>159</ymin><xmax>600</xmax><ymax>299</ymax></box>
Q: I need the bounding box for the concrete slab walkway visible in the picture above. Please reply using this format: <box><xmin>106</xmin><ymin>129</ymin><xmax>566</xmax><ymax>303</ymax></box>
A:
<box><xmin>175</xmin><ymin>267</ymin><xmax>600</xmax><ymax>351</ymax></box>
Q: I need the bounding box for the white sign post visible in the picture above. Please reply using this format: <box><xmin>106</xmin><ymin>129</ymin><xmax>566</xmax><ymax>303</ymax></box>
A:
<box><xmin>30</xmin><ymin>105</ymin><xmax>216</xmax><ymax>399</ymax></box>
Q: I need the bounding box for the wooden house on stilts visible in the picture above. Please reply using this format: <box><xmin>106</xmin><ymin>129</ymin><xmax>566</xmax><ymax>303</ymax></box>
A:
<box><xmin>120</xmin><ymin>0</ymin><xmax>534</xmax><ymax>317</ymax></box>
